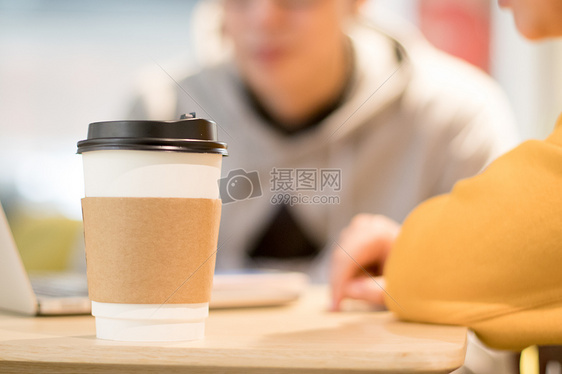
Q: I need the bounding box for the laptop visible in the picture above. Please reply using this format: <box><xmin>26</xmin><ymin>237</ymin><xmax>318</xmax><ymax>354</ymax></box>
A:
<box><xmin>0</xmin><ymin>202</ymin><xmax>309</xmax><ymax>316</ymax></box>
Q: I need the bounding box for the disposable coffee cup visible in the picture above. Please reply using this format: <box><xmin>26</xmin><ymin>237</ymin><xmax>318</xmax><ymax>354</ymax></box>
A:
<box><xmin>77</xmin><ymin>115</ymin><xmax>227</xmax><ymax>342</ymax></box>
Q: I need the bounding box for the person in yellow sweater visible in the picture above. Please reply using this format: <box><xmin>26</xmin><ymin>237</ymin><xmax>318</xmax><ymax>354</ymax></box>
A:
<box><xmin>330</xmin><ymin>0</ymin><xmax>562</xmax><ymax>351</ymax></box>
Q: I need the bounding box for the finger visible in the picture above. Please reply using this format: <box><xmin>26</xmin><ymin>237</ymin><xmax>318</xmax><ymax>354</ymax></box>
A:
<box><xmin>330</xmin><ymin>242</ymin><xmax>363</xmax><ymax>311</ymax></box>
<box><xmin>330</xmin><ymin>215</ymin><xmax>399</xmax><ymax>311</ymax></box>
<box><xmin>330</xmin><ymin>258</ymin><xmax>348</xmax><ymax>311</ymax></box>
<box><xmin>330</xmin><ymin>239</ymin><xmax>381</xmax><ymax>311</ymax></box>
<box><xmin>330</xmin><ymin>240</ymin><xmax>381</xmax><ymax>310</ymax></box>
<box><xmin>343</xmin><ymin>277</ymin><xmax>386</xmax><ymax>306</ymax></box>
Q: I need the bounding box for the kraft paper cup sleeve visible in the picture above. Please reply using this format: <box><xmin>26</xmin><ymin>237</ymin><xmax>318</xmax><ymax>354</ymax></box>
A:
<box><xmin>81</xmin><ymin>197</ymin><xmax>222</xmax><ymax>304</ymax></box>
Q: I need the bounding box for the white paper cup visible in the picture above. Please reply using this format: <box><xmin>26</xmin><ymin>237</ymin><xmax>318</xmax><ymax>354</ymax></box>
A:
<box><xmin>91</xmin><ymin>301</ymin><xmax>208</xmax><ymax>342</ymax></box>
<box><xmin>78</xmin><ymin>117</ymin><xmax>227</xmax><ymax>342</ymax></box>
<box><xmin>82</xmin><ymin>150</ymin><xmax>222</xmax><ymax>199</ymax></box>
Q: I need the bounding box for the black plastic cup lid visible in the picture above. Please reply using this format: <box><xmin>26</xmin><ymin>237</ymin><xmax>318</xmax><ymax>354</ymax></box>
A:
<box><xmin>77</xmin><ymin>115</ymin><xmax>228</xmax><ymax>156</ymax></box>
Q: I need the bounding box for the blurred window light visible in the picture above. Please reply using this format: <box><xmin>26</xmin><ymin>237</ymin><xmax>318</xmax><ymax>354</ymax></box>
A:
<box><xmin>13</xmin><ymin>152</ymin><xmax>84</xmax><ymax>220</ymax></box>
<box><xmin>0</xmin><ymin>0</ymin><xmax>198</xmax><ymax>220</ymax></box>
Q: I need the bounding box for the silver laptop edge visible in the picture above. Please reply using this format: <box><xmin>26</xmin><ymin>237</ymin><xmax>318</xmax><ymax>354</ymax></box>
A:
<box><xmin>0</xmin><ymin>201</ymin><xmax>90</xmax><ymax>315</ymax></box>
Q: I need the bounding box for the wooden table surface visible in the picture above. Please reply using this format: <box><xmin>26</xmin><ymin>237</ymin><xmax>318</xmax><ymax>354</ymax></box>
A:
<box><xmin>0</xmin><ymin>286</ymin><xmax>467</xmax><ymax>374</ymax></box>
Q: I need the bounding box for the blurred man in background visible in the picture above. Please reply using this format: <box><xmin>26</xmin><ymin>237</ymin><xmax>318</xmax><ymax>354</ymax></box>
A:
<box><xmin>131</xmin><ymin>0</ymin><xmax>518</xmax><ymax>278</ymax></box>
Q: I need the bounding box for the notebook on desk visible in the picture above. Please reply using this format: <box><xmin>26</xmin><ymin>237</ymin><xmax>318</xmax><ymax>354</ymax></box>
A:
<box><xmin>0</xmin><ymin>201</ymin><xmax>309</xmax><ymax>316</ymax></box>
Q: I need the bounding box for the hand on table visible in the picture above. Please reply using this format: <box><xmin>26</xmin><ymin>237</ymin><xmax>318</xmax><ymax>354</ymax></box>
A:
<box><xmin>330</xmin><ymin>214</ymin><xmax>400</xmax><ymax>311</ymax></box>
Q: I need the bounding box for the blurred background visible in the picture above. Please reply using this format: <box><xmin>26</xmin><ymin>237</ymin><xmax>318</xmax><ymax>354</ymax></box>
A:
<box><xmin>1</xmin><ymin>0</ymin><xmax>561</xmax><ymax>272</ymax></box>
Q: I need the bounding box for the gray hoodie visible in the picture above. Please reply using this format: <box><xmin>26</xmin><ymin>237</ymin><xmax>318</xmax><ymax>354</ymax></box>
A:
<box><xmin>130</xmin><ymin>18</ymin><xmax>518</xmax><ymax>278</ymax></box>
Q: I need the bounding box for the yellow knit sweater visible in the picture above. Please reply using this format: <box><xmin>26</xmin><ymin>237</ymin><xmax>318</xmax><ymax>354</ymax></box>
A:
<box><xmin>384</xmin><ymin>115</ymin><xmax>562</xmax><ymax>351</ymax></box>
